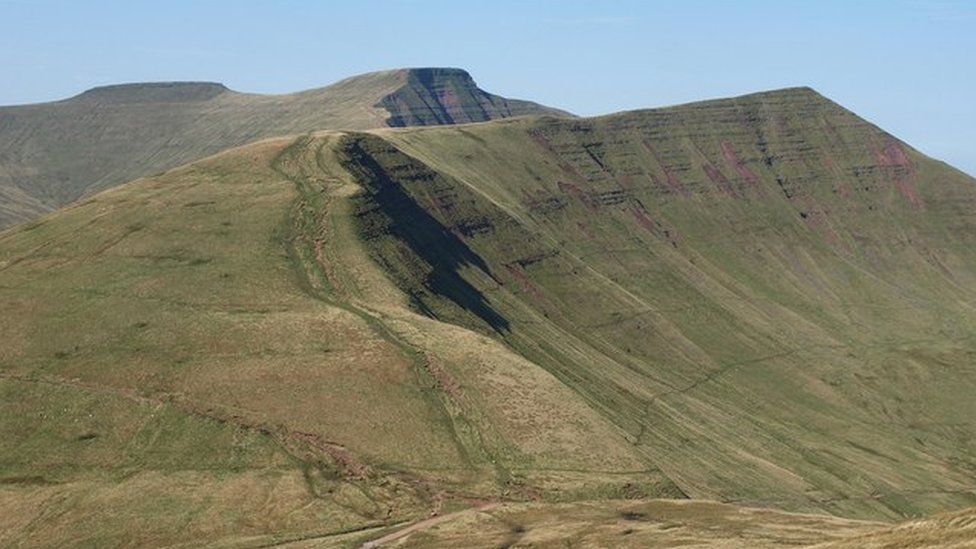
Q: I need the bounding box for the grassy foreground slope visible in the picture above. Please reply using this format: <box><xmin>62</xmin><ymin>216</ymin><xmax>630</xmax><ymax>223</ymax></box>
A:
<box><xmin>340</xmin><ymin>87</ymin><xmax>976</xmax><ymax>520</ymax></box>
<box><xmin>379</xmin><ymin>499</ymin><xmax>885</xmax><ymax>548</ymax></box>
<box><xmin>816</xmin><ymin>505</ymin><xmax>976</xmax><ymax>548</ymax></box>
<box><xmin>0</xmin><ymin>68</ymin><xmax>568</xmax><ymax>228</ymax></box>
<box><xmin>0</xmin><ymin>135</ymin><xmax>670</xmax><ymax>547</ymax></box>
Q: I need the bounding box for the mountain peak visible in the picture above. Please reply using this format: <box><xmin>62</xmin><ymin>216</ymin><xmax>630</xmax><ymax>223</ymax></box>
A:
<box><xmin>72</xmin><ymin>81</ymin><xmax>230</xmax><ymax>104</ymax></box>
<box><xmin>695</xmin><ymin>85</ymin><xmax>833</xmax><ymax>108</ymax></box>
<box><xmin>594</xmin><ymin>85</ymin><xmax>843</xmax><ymax>124</ymax></box>
<box><xmin>758</xmin><ymin>85</ymin><xmax>821</xmax><ymax>96</ymax></box>
<box><xmin>377</xmin><ymin>66</ymin><xmax>570</xmax><ymax>126</ymax></box>
<box><xmin>744</xmin><ymin>85</ymin><xmax>835</xmax><ymax>104</ymax></box>
<box><xmin>401</xmin><ymin>66</ymin><xmax>475</xmax><ymax>82</ymax></box>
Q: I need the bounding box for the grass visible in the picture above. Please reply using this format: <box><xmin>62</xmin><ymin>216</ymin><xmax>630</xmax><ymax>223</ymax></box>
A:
<box><xmin>353</xmin><ymin>87</ymin><xmax>976</xmax><ymax>520</ymax></box>
<box><xmin>3</xmin><ymin>85</ymin><xmax>976</xmax><ymax>544</ymax></box>
<box><xmin>0</xmin><ymin>138</ymin><xmax>450</xmax><ymax>546</ymax></box>
<box><xmin>0</xmin><ymin>133</ymin><xmax>666</xmax><ymax>546</ymax></box>
<box><xmin>815</xmin><ymin>505</ymin><xmax>976</xmax><ymax>548</ymax></box>
<box><xmin>376</xmin><ymin>499</ymin><xmax>886</xmax><ymax>548</ymax></box>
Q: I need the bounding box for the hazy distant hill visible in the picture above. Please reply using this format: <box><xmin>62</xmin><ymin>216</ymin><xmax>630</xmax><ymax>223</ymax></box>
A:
<box><xmin>2</xmin><ymin>83</ymin><xmax>976</xmax><ymax>546</ymax></box>
<box><xmin>0</xmin><ymin>67</ymin><xmax>569</xmax><ymax>227</ymax></box>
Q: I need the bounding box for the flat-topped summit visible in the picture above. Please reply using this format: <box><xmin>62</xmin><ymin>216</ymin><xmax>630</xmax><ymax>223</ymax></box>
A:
<box><xmin>400</xmin><ymin>66</ymin><xmax>478</xmax><ymax>83</ymax></box>
<box><xmin>72</xmin><ymin>81</ymin><xmax>230</xmax><ymax>104</ymax></box>
<box><xmin>378</xmin><ymin>66</ymin><xmax>570</xmax><ymax>126</ymax></box>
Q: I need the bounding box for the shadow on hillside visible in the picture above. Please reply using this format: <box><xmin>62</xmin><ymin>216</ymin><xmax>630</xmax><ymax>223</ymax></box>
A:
<box><xmin>340</xmin><ymin>136</ymin><xmax>509</xmax><ymax>333</ymax></box>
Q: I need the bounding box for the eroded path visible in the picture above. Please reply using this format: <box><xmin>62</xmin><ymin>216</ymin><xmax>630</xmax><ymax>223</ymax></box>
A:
<box><xmin>360</xmin><ymin>503</ymin><xmax>500</xmax><ymax>548</ymax></box>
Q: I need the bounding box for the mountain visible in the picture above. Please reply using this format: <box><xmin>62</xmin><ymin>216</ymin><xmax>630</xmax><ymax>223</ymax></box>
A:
<box><xmin>2</xmin><ymin>84</ymin><xmax>976</xmax><ymax>545</ymax></box>
<box><xmin>343</xmin><ymin>87</ymin><xmax>976</xmax><ymax>519</ymax></box>
<box><xmin>0</xmin><ymin>68</ymin><xmax>569</xmax><ymax>228</ymax></box>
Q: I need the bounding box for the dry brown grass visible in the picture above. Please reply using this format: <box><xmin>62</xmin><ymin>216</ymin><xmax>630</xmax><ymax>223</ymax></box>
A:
<box><xmin>374</xmin><ymin>499</ymin><xmax>885</xmax><ymax>548</ymax></box>
<box><xmin>814</xmin><ymin>506</ymin><xmax>976</xmax><ymax>548</ymax></box>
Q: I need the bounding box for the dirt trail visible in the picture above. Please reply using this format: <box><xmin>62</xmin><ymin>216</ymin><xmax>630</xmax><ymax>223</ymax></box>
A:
<box><xmin>360</xmin><ymin>503</ymin><xmax>500</xmax><ymax>548</ymax></box>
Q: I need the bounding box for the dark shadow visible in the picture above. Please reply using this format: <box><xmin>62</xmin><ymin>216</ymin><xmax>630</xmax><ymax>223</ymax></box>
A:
<box><xmin>619</xmin><ymin>511</ymin><xmax>648</xmax><ymax>521</ymax></box>
<box><xmin>340</xmin><ymin>135</ymin><xmax>510</xmax><ymax>332</ymax></box>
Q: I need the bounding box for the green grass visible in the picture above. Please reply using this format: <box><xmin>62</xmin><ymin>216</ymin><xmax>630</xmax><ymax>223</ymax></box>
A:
<box><xmin>0</xmin><ymin>132</ymin><xmax>661</xmax><ymax>547</ymax></box>
<box><xmin>352</xmin><ymin>87</ymin><xmax>976</xmax><ymax>519</ymax></box>
<box><xmin>0</xmin><ymin>138</ymin><xmax>449</xmax><ymax>546</ymax></box>
<box><xmin>3</xmin><ymin>85</ymin><xmax>976</xmax><ymax>544</ymax></box>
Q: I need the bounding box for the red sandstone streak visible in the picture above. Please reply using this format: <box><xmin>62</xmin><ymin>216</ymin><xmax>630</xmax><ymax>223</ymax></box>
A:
<box><xmin>721</xmin><ymin>141</ymin><xmax>763</xmax><ymax>193</ymax></box>
<box><xmin>558</xmin><ymin>180</ymin><xmax>596</xmax><ymax>211</ymax></box>
<box><xmin>874</xmin><ymin>139</ymin><xmax>923</xmax><ymax>211</ymax></box>
<box><xmin>504</xmin><ymin>263</ymin><xmax>554</xmax><ymax>311</ymax></box>
<box><xmin>437</xmin><ymin>87</ymin><xmax>462</xmax><ymax>122</ymax></box>
<box><xmin>528</xmin><ymin>129</ymin><xmax>584</xmax><ymax>179</ymax></box>
<box><xmin>630</xmin><ymin>204</ymin><xmax>657</xmax><ymax>235</ymax></box>
<box><xmin>641</xmin><ymin>140</ymin><xmax>689</xmax><ymax>197</ymax></box>
<box><xmin>702</xmin><ymin>162</ymin><xmax>739</xmax><ymax>198</ymax></box>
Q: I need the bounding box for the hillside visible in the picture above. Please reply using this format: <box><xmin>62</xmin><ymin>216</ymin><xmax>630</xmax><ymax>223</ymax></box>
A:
<box><xmin>2</xmin><ymin>86</ymin><xmax>976</xmax><ymax>545</ymax></box>
<box><xmin>816</xmin><ymin>505</ymin><xmax>976</xmax><ymax>548</ymax></box>
<box><xmin>0</xmin><ymin>68</ymin><xmax>568</xmax><ymax>228</ymax></box>
<box><xmin>0</xmin><ymin>134</ymin><xmax>666</xmax><ymax>547</ymax></box>
<box><xmin>376</xmin><ymin>499</ymin><xmax>887</xmax><ymax>547</ymax></box>
<box><xmin>351</xmin><ymin>88</ymin><xmax>976</xmax><ymax>520</ymax></box>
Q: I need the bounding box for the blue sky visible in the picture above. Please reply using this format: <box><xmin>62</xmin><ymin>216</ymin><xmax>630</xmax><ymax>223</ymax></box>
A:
<box><xmin>2</xmin><ymin>0</ymin><xmax>974</xmax><ymax>175</ymax></box>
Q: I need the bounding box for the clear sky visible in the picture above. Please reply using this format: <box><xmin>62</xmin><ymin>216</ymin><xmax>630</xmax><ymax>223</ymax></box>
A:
<box><xmin>2</xmin><ymin>0</ymin><xmax>974</xmax><ymax>175</ymax></box>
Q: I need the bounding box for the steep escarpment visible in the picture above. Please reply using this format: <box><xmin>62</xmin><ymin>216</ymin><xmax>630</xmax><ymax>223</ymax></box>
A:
<box><xmin>0</xmin><ymin>68</ymin><xmax>568</xmax><ymax>228</ymax></box>
<box><xmin>339</xmin><ymin>135</ymin><xmax>510</xmax><ymax>332</ymax></box>
<box><xmin>338</xmin><ymin>88</ymin><xmax>976</xmax><ymax>520</ymax></box>
<box><xmin>378</xmin><ymin>68</ymin><xmax>569</xmax><ymax>126</ymax></box>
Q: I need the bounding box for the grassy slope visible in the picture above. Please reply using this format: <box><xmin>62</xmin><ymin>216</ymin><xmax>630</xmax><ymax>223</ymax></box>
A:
<box><xmin>4</xmin><ymin>86</ymin><xmax>976</xmax><ymax>544</ymax></box>
<box><xmin>814</xmin><ymin>506</ymin><xmax>976</xmax><ymax>548</ymax></box>
<box><xmin>0</xmin><ymin>68</ymin><xmax>567</xmax><ymax>228</ymax></box>
<box><xmin>0</xmin><ymin>135</ymin><xmax>667</xmax><ymax>547</ymax></box>
<box><xmin>310</xmin><ymin>500</ymin><xmax>976</xmax><ymax>548</ymax></box>
<box><xmin>382</xmin><ymin>499</ymin><xmax>884</xmax><ymax>548</ymax></box>
<box><xmin>0</xmin><ymin>138</ymin><xmax>448</xmax><ymax>546</ymax></box>
<box><xmin>340</xmin><ymin>87</ymin><xmax>976</xmax><ymax>520</ymax></box>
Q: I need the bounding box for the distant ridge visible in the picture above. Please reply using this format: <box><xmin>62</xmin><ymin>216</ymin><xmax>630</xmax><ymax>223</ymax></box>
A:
<box><xmin>72</xmin><ymin>82</ymin><xmax>231</xmax><ymax>103</ymax></box>
<box><xmin>0</xmin><ymin>68</ymin><xmax>569</xmax><ymax>228</ymax></box>
<box><xmin>590</xmin><ymin>85</ymin><xmax>835</xmax><ymax>123</ymax></box>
